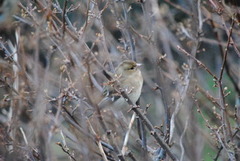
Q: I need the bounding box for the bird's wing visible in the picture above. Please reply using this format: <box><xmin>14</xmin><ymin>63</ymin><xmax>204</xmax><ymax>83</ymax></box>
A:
<box><xmin>103</xmin><ymin>84</ymin><xmax>121</xmax><ymax>101</ymax></box>
<box><xmin>98</xmin><ymin>81</ymin><xmax>122</xmax><ymax>109</ymax></box>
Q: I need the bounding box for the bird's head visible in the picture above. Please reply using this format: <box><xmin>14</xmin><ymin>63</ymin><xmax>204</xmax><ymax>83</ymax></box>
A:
<box><xmin>115</xmin><ymin>60</ymin><xmax>142</xmax><ymax>77</ymax></box>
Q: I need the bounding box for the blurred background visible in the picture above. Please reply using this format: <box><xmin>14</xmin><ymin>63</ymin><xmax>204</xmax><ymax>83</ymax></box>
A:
<box><xmin>0</xmin><ymin>0</ymin><xmax>239</xmax><ymax>160</ymax></box>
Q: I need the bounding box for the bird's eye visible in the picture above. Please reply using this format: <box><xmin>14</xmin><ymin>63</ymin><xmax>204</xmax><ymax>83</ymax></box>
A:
<box><xmin>129</xmin><ymin>66</ymin><xmax>135</xmax><ymax>70</ymax></box>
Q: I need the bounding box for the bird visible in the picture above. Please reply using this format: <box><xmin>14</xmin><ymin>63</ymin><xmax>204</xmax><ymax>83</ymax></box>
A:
<box><xmin>97</xmin><ymin>60</ymin><xmax>143</xmax><ymax>152</ymax></box>
<box><xmin>98</xmin><ymin>60</ymin><xmax>143</xmax><ymax>113</ymax></box>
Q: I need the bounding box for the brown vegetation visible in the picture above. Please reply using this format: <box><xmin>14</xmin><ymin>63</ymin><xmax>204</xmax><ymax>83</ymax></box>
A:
<box><xmin>0</xmin><ymin>0</ymin><xmax>239</xmax><ymax>160</ymax></box>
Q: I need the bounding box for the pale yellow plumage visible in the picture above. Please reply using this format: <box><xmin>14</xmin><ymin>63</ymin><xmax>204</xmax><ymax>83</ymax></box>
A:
<box><xmin>98</xmin><ymin>60</ymin><xmax>143</xmax><ymax>112</ymax></box>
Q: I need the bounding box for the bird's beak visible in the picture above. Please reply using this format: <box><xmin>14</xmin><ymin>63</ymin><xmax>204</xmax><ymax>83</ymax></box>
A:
<box><xmin>136</xmin><ymin>63</ymin><xmax>142</xmax><ymax>67</ymax></box>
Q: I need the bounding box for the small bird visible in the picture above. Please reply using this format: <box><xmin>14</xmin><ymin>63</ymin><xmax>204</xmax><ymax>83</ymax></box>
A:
<box><xmin>98</xmin><ymin>60</ymin><xmax>143</xmax><ymax>113</ymax></box>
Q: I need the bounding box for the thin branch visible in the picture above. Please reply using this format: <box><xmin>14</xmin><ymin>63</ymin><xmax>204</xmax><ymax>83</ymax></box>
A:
<box><xmin>214</xmin><ymin>128</ymin><xmax>240</xmax><ymax>161</ymax></box>
<box><xmin>196</xmin><ymin>85</ymin><xmax>221</xmax><ymax>108</ymax></box>
<box><xmin>56</xmin><ymin>142</ymin><xmax>77</xmax><ymax>161</ymax></box>
<box><xmin>62</xmin><ymin>0</ymin><xmax>68</xmax><ymax>38</ymax></box>
<box><xmin>126</xmin><ymin>151</ymin><xmax>137</xmax><ymax>161</ymax></box>
<box><xmin>218</xmin><ymin>20</ymin><xmax>235</xmax><ymax>141</ymax></box>
<box><xmin>163</xmin><ymin>0</ymin><xmax>192</xmax><ymax>16</ymax></box>
<box><xmin>210</xmin><ymin>19</ymin><xmax>240</xmax><ymax>95</ymax></box>
<box><xmin>120</xmin><ymin>90</ymin><xmax>177</xmax><ymax>161</ymax></box>
<box><xmin>87</xmin><ymin>119</ymin><xmax>109</xmax><ymax>161</ymax></box>
<box><xmin>179</xmin><ymin>117</ymin><xmax>189</xmax><ymax>161</ymax></box>
<box><xmin>218</xmin><ymin>20</ymin><xmax>234</xmax><ymax>82</ymax></box>
<box><xmin>19</xmin><ymin>127</ymin><xmax>28</xmax><ymax>146</ymax></box>
<box><xmin>177</xmin><ymin>45</ymin><xmax>218</xmax><ymax>80</ymax></box>
<box><xmin>122</xmin><ymin>113</ymin><xmax>136</xmax><ymax>155</ymax></box>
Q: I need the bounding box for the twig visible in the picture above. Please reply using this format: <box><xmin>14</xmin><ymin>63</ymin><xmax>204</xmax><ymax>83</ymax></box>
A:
<box><xmin>111</xmin><ymin>1</ymin><xmax>136</xmax><ymax>60</ymax></box>
<box><xmin>178</xmin><ymin>43</ymin><xmax>233</xmax><ymax>141</ymax></box>
<box><xmin>163</xmin><ymin>0</ymin><xmax>192</xmax><ymax>16</ymax></box>
<box><xmin>218</xmin><ymin>20</ymin><xmax>234</xmax><ymax>82</ymax></box>
<box><xmin>62</xmin><ymin>0</ymin><xmax>68</xmax><ymax>38</ymax></box>
<box><xmin>98</xmin><ymin>141</ymin><xmax>109</xmax><ymax>161</ymax></box>
<box><xmin>122</xmin><ymin>113</ymin><xmax>136</xmax><ymax>155</ymax></box>
<box><xmin>60</xmin><ymin>130</ymin><xmax>67</xmax><ymax>147</ymax></box>
<box><xmin>106</xmin><ymin>130</ymin><xmax>126</xmax><ymax>161</ymax></box>
<box><xmin>218</xmin><ymin>19</ymin><xmax>234</xmax><ymax>141</ymax></box>
<box><xmin>177</xmin><ymin>45</ymin><xmax>218</xmax><ymax>81</ymax></box>
<box><xmin>215</xmin><ymin>126</ymin><xmax>236</xmax><ymax>161</ymax></box>
<box><xmin>19</xmin><ymin>127</ymin><xmax>28</xmax><ymax>145</ymax></box>
<box><xmin>34</xmin><ymin>0</ymin><xmax>79</xmax><ymax>41</ymax></box>
<box><xmin>209</xmin><ymin>0</ymin><xmax>240</xmax><ymax>57</ymax></box>
<box><xmin>130</xmin><ymin>26</ymin><xmax>153</xmax><ymax>44</ymax></box>
<box><xmin>210</xmin><ymin>19</ymin><xmax>240</xmax><ymax>95</ymax></box>
<box><xmin>126</xmin><ymin>151</ymin><xmax>137</xmax><ymax>161</ymax></box>
<box><xmin>179</xmin><ymin>117</ymin><xmax>189</xmax><ymax>161</ymax></box>
<box><xmin>214</xmin><ymin>128</ymin><xmax>240</xmax><ymax>161</ymax></box>
<box><xmin>56</xmin><ymin>142</ymin><xmax>77</xmax><ymax>161</ymax></box>
<box><xmin>137</xmin><ymin>116</ymin><xmax>147</xmax><ymax>150</ymax></box>
<box><xmin>196</xmin><ymin>85</ymin><xmax>221</xmax><ymax>108</ymax></box>
<box><xmin>197</xmin><ymin>0</ymin><xmax>203</xmax><ymax>31</ymax></box>
<box><xmin>90</xmin><ymin>105</ymin><xmax>126</xmax><ymax>161</ymax></box>
<box><xmin>195</xmin><ymin>95</ymin><xmax>237</xmax><ymax>161</ymax></box>
<box><xmin>120</xmin><ymin>90</ymin><xmax>177</xmax><ymax>161</ymax></box>
<box><xmin>0</xmin><ymin>78</ymin><xmax>19</xmax><ymax>96</ymax></box>
<box><xmin>101</xmin><ymin>141</ymin><xmax>115</xmax><ymax>152</ymax></box>
<box><xmin>136</xmin><ymin>98</ymin><xmax>147</xmax><ymax>150</ymax></box>
<box><xmin>154</xmin><ymin>82</ymin><xmax>171</xmax><ymax>144</ymax></box>
<box><xmin>87</xmin><ymin>119</ymin><xmax>108</xmax><ymax>161</ymax></box>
